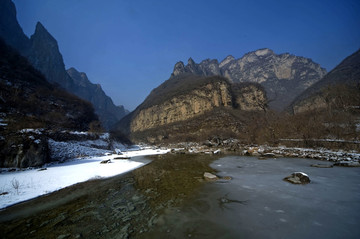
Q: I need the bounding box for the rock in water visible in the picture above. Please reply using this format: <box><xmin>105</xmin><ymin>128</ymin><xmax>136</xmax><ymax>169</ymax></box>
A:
<box><xmin>203</xmin><ymin>172</ymin><xmax>218</xmax><ymax>181</ymax></box>
<box><xmin>100</xmin><ymin>159</ymin><xmax>111</xmax><ymax>164</ymax></box>
<box><xmin>284</xmin><ymin>172</ymin><xmax>310</xmax><ymax>184</ymax></box>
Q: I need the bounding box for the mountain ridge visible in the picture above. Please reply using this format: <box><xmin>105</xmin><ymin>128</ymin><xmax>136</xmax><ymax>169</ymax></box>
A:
<box><xmin>171</xmin><ymin>48</ymin><xmax>327</xmax><ymax>111</ymax></box>
<box><xmin>0</xmin><ymin>0</ymin><xmax>126</xmax><ymax>130</ymax></box>
<box><xmin>67</xmin><ymin>67</ymin><xmax>127</xmax><ymax>129</ymax></box>
<box><xmin>289</xmin><ymin>49</ymin><xmax>360</xmax><ymax>114</ymax></box>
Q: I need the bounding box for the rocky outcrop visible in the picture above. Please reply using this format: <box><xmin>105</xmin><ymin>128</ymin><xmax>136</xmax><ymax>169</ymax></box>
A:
<box><xmin>171</xmin><ymin>49</ymin><xmax>327</xmax><ymax>110</ymax></box>
<box><xmin>232</xmin><ymin>83</ymin><xmax>267</xmax><ymax>111</ymax></box>
<box><xmin>0</xmin><ymin>134</ymin><xmax>50</xmax><ymax>168</ymax></box>
<box><xmin>67</xmin><ymin>68</ymin><xmax>127</xmax><ymax>129</ymax></box>
<box><xmin>130</xmin><ymin>80</ymin><xmax>233</xmax><ymax>132</ymax></box>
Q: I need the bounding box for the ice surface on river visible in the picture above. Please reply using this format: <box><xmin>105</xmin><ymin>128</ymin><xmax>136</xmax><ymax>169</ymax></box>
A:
<box><xmin>151</xmin><ymin>156</ymin><xmax>360</xmax><ymax>239</ymax></box>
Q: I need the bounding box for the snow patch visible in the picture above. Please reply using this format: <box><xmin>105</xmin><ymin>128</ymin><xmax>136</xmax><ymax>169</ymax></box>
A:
<box><xmin>19</xmin><ymin>129</ymin><xmax>43</xmax><ymax>134</ymax></box>
<box><xmin>0</xmin><ymin>148</ymin><xmax>170</xmax><ymax>209</ymax></box>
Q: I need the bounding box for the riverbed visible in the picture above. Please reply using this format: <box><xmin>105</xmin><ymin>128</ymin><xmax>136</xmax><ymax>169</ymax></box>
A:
<box><xmin>1</xmin><ymin>154</ymin><xmax>359</xmax><ymax>238</ymax></box>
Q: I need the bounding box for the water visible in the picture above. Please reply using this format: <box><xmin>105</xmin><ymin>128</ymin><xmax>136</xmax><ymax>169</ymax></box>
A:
<box><xmin>1</xmin><ymin>155</ymin><xmax>360</xmax><ymax>238</ymax></box>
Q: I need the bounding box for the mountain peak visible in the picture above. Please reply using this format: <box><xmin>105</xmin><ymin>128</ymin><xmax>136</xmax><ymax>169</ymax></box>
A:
<box><xmin>172</xmin><ymin>61</ymin><xmax>186</xmax><ymax>76</ymax></box>
<box><xmin>188</xmin><ymin>57</ymin><xmax>196</xmax><ymax>65</ymax></box>
<box><xmin>32</xmin><ymin>21</ymin><xmax>56</xmax><ymax>42</ymax></box>
<box><xmin>219</xmin><ymin>55</ymin><xmax>236</xmax><ymax>68</ymax></box>
<box><xmin>170</xmin><ymin>49</ymin><xmax>327</xmax><ymax>110</ymax></box>
<box><xmin>254</xmin><ymin>48</ymin><xmax>274</xmax><ymax>56</ymax></box>
<box><xmin>35</xmin><ymin>21</ymin><xmax>45</xmax><ymax>31</ymax></box>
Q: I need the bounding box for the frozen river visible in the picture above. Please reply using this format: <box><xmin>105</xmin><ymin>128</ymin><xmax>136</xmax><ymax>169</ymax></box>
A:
<box><xmin>1</xmin><ymin>154</ymin><xmax>359</xmax><ymax>238</ymax></box>
<box><xmin>145</xmin><ymin>156</ymin><xmax>360</xmax><ymax>239</ymax></box>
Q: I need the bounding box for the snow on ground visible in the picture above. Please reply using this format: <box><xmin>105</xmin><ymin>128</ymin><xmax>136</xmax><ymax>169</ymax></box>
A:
<box><xmin>0</xmin><ymin>148</ymin><xmax>170</xmax><ymax>209</ymax></box>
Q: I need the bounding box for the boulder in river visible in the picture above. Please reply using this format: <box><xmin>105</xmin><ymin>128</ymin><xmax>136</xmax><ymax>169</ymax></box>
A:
<box><xmin>203</xmin><ymin>172</ymin><xmax>218</xmax><ymax>181</ymax></box>
<box><xmin>284</xmin><ymin>172</ymin><xmax>310</xmax><ymax>184</ymax></box>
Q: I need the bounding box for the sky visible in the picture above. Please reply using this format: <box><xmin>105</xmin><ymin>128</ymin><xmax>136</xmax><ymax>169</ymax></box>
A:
<box><xmin>12</xmin><ymin>0</ymin><xmax>360</xmax><ymax>111</ymax></box>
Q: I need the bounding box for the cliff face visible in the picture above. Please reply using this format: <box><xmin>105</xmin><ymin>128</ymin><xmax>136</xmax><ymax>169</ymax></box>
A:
<box><xmin>171</xmin><ymin>48</ymin><xmax>327</xmax><ymax>111</ymax></box>
<box><xmin>116</xmin><ymin>75</ymin><xmax>267</xmax><ymax>141</ymax></box>
<box><xmin>130</xmin><ymin>81</ymin><xmax>232</xmax><ymax>132</ymax></box>
<box><xmin>28</xmin><ymin>22</ymin><xmax>75</xmax><ymax>90</ymax></box>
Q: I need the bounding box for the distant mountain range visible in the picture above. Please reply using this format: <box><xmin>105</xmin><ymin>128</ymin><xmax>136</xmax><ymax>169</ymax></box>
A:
<box><xmin>171</xmin><ymin>48</ymin><xmax>327</xmax><ymax>111</ymax></box>
<box><xmin>0</xmin><ymin>0</ymin><xmax>126</xmax><ymax>130</ymax></box>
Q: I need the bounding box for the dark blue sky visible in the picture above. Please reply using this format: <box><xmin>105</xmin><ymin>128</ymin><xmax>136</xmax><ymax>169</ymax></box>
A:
<box><xmin>13</xmin><ymin>0</ymin><xmax>360</xmax><ymax>110</ymax></box>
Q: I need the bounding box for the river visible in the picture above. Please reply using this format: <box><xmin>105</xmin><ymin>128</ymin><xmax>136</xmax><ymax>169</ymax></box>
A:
<box><xmin>1</xmin><ymin>154</ymin><xmax>360</xmax><ymax>238</ymax></box>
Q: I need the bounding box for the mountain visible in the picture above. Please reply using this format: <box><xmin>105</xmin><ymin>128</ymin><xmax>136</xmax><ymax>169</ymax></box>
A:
<box><xmin>115</xmin><ymin>74</ymin><xmax>267</xmax><ymax>143</ymax></box>
<box><xmin>289</xmin><ymin>49</ymin><xmax>360</xmax><ymax>114</ymax></box>
<box><xmin>171</xmin><ymin>48</ymin><xmax>327</xmax><ymax>111</ymax></box>
<box><xmin>27</xmin><ymin>22</ymin><xmax>76</xmax><ymax>91</ymax></box>
<box><xmin>0</xmin><ymin>0</ymin><xmax>30</xmax><ymax>54</ymax></box>
<box><xmin>0</xmin><ymin>0</ymin><xmax>126</xmax><ymax>130</ymax></box>
<box><xmin>67</xmin><ymin>67</ymin><xmax>126</xmax><ymax>129</ymax></box>
<box><xmin>0</xmin><ymin>38</ymin><xmax>98</xmax><ymax>167</ymax></box>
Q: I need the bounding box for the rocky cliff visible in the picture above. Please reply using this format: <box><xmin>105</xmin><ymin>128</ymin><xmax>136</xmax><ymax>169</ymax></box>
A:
<box><xmin>289</xmin><ymin>49</ymin><xmax>360</xmax><ymax>114</ymax></box>
<box><xmin>67</xmin><ymin>67</ymin><xmax>126</xmax><ymax>129</ymax></box>
<box><xmin>27</xmin><ymin>22</ymin><xmax>76</xmax><ymax>90</ymax></box>
<box><xmin>131</xmin><ymin>79</ymin><xmax>232</xmax><ymax>132</ymax></box>
<box><xmin>116</xmin><ymin>75</ymin><xmax>267</xmax><ymax>142</ymax></box>
<box><xmin>172</xmin><ymin>48</ymin><xmax>327</xmax><ymax>111</ymax></box>
<box><xmin>0</xmin><ymin>0</ymin><xmax>126</xmax><ymax>130</ymax></box>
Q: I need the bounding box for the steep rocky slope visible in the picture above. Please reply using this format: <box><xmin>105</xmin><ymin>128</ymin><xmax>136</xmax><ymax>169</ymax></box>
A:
<box><xmin>0</xmin><ymin>38</ymin><xmax>98</xmax><ymax>167</ymax></box>
<box><xmin>0</xmin><ymin>0</ymin><xmax>126</xmax><ymax>129</ymax></box>
<box><xmin>67</xmin><ymin>68</ymin><xmax>126</xmax><ymax>129</ymax></box>
<box><xmin>289</xmin><ymin>49</ymin><xmax>360</xmax><ymax>114</ymax></box>
<box><xmin>27</xmin><ymin>22</ymin><xmax>76</xmax><ymax>91</ymax></box>
<box><xmin>115</xmin><ymin>75</ymin><xmax>267</xmax><ymax>143</ymax></box>
<box><xmin>172</xmin><ymin>49</ymin><xmax>327</xmax><ymax>110</ymax></box>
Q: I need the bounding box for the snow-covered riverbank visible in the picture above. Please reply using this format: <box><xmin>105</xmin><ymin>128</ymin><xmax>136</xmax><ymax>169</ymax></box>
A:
<box><xmin>0</xmin><ymin>148</ymin><xmax>170</xmax><ymax>209</ymax></box>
